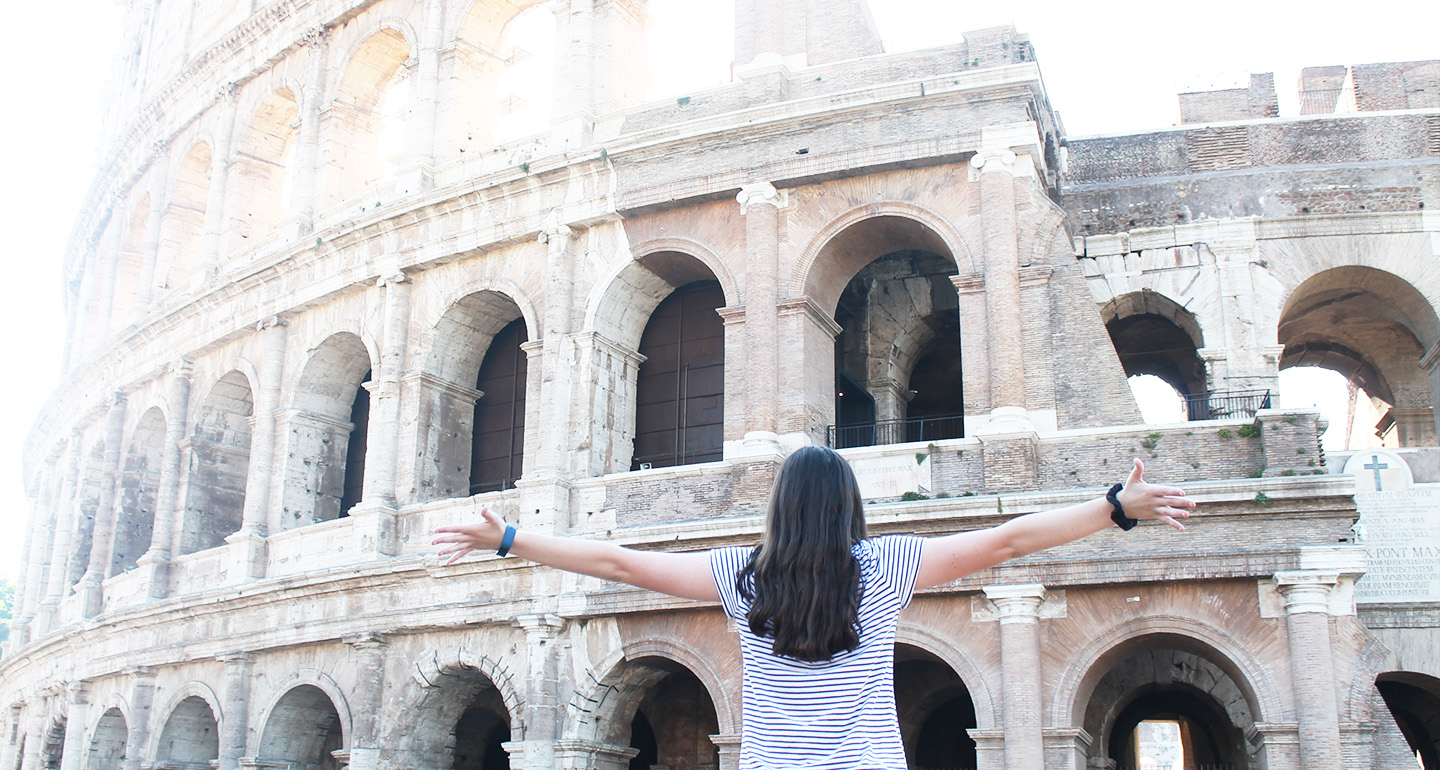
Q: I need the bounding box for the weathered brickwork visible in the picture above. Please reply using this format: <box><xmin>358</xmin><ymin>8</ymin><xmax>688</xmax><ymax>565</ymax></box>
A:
<box><xmin>5</xmin><ymin>4</ymin><xmax>1438</xmax><ymax>770</ymax></box>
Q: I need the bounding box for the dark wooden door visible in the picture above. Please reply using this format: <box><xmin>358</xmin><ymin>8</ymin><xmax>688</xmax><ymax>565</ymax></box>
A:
<box><xmin>633</xmin><ymin>282</ymin><xmax>725</xmax><ymax>470</ymax></box>
<box><xmin>471</xmin><ymin>318</ymin><xmax>528</xmax><ymax>494</ymax></box>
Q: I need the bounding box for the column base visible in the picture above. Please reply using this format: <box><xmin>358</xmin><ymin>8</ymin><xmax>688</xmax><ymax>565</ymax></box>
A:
<box><xmin>346</xmin><ymin>502</ymin><xmax>399</xmax><ymax>558</ymax></box>
<box><xmin>224</xmin><ymin>528</ymin><xmax>268</xmax><ymax>583</ymax></box>
<box><xmin>136</xmin><ymin>551</ymin><xmax>171</xmax><ymax>600</ymax></box>
<box><xmin>76</xmin><ymin>578</ymin><xmax>103</xmax><ymax>619</ymax></box>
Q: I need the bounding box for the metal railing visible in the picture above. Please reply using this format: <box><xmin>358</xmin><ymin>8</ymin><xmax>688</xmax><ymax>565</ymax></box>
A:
<box><xmin>826</xmin><ymin>414</ymin><xmax>965</xmax><ymax>449</ymax></box>
<box><xmin>1183</xmin><ymin>389</ymin><xmax>1271</xmax><ymax>422</ymax></box>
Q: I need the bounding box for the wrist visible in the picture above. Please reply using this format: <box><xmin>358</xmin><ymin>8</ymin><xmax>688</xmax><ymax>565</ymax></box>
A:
<box><xmin>1107</xmin><ymin>483</ymin><xmax>1137</xmax><ymax>531</ymax></box>
<box><xmin>497</xmin><ymin>524</ymin><xmax>517</xmax><ymax>556</ymax></box>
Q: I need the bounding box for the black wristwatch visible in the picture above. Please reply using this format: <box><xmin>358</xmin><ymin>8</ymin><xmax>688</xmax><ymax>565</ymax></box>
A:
<box><xmin>1107</xmin><ymin>483</ymin><xmax>1137</xmax><ymax>531</ymax></box>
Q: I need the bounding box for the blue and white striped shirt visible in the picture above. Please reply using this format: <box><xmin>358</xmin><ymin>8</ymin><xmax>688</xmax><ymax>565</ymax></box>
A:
<box><xmin>710</xmin><ymin>536</ymin><xmax>925</xmax><ymax>770</ymax></box>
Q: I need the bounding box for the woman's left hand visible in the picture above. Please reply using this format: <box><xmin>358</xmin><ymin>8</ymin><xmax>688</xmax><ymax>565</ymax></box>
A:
<box><xmin>1117</xmin><ymin>459</ymin><xmax>1195</xmax><ymax>531</ymax></box>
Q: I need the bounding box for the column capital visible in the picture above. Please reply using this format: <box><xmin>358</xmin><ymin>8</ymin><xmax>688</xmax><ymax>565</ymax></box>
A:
<box><xmin>1274</xmin><ymin>570</ymin><xmax>1339</xmax><ymax>614</ymax></box>
<box><xmin>256</xmin><ymin>314</ymin><xmax>287</xmax><ymax>331</ymax></box>
<box><xmin>66</xmin><ymin>681</ymin><xmax>91</xmax><ymax>704</ymax></box>
<box><xmin>969</xmin><ymin>148</ymin><xmax>1017</xmax><ymax>174</ymax></box>
<box><xmin>216</xmin><ymin>651</ymin><xmax>254</xmax><ymax>666</ymax></box>
<box><xmin>983</xmin><ymin>583</ymin><xmax>1046</xmax><ymax>622</ymax></box>
<box><xmin>301</xmin><ymin>26</ymin><xmax>329</xmax><ymax>47</ymax></box>
<box><xmin>343</xmin><ymin>632</ymin><xmax>389</xmax><ymax>651</ymax></box>
<box><xmin>737</xmin><ymin>181</ymin><xmax>785</xmax><ymax>214</ymax></box>
<box><xmin>513</xmin><ymin>613</ymin><xmax>565</xmax><ymax>637</ymax></box>
<box><xmin>376</xmin><ymin>272</ymin><xmax>410</xmax><ymax>288</ymax></box>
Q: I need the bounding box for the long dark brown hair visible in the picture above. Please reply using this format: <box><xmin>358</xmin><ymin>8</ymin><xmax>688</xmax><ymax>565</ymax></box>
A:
<box><xmin>737</xmin><ymin>445</ymin><xmax>867</xmax><ymax>661</ymax></box>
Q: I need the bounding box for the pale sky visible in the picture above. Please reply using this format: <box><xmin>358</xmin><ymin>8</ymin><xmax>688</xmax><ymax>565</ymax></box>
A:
<box><xmin>0</xmin><ymin>0</ymin><xmax>1436</xmax><ymax>580</ymax></box>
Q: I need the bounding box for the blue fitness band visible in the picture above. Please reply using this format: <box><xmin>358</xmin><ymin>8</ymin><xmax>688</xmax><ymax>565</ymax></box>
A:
<box><xmin>497</xmin><ymin>524</ymin><xmax>517</xmax><ymax>557</ymax></box>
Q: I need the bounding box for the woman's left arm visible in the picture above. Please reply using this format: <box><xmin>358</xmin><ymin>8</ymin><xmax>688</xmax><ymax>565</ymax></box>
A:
<box><xmin>914</xmin><ymin>459</ymin><xmax>1194</xmax><ymax>589</ymax></box>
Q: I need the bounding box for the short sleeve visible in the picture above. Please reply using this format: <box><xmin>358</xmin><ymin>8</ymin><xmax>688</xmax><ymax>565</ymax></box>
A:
<box><xmin>709</xmin><ymin>545</ymin><xmax>754</xmax><ymax>621</ymax></box>
<box><xmin>871</xmin><ymin>535</ymin><xmax>925</xmax><ymax>609</ymax></box>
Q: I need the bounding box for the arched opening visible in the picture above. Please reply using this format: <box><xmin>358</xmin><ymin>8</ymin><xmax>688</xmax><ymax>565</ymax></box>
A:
<box><xmin>68</xmin><ymin>442</ymin><xmax>107</xmax><ymax>586</ymax></box>
<box><xmin>1279</xmin><ymin>266</ymin><xmax>1440</xmax><ymax>448</ymax></box>
<box><xmin>1101</xmin><ymin>291</ymin><xmax>1207</xmax><ymax>419</ymax></box>
<box><xmin>633</xmin><ymin>281</ymin><xmax>725</xmax><ymax>470</ymax></box>
<box><xmin>590</xmin><ymin>249</ymin><xmax>730</xmax><ymax>476</ymax></box>
<box><xmin>181</xmin><ymin>371</ymin><xmax>253</xmax><ymax>554</ymax></box>
<box><xmin>418</xmin><ymin>290</ymin><xmax>527</xmax><ymax>502</ymax></box>
<box><xmin>894</xmin><ymin>644</ymin><xmax>977</xmax><ymax>770</ymax></box>
<box><xmin>326</xmin><ymin>29</ymin><xmax>412</xmax><ymax>208</ymax></box>
<box><xmin>41</xmin><ymin>716</ymin><xmax>65</xmax><ymax>770</ymax></box>
<box><xmin>228</xmin><ymin>88</ymin><xmax>300</xmax><ymax>254</ymax></box>
<box><xmin>472</xmin><ymin>318</ymin><xmax>528</xmax><ymax>494</ymax></box>
<box><xmin>258</xmin><ymin>686</ymin><xmax>344</xmax><ymax>770</ymax></box>
<box><xmin>1377</xmin><ymin>672</ymin><xmax>1440</xmax><ymax>769</ymax></box>
<box><xmin>1081</xmin><ymin>638</ymin><xmax>1257</xmax><ymax>770</ymax></box>
<box><xmin>1130</xmin><ymin>373</ymin><xmax>1188</xmax><ymax>425</ymax></box>
<box><xmin>284</xmin><ymin>333</ymin><xmax>373</xmax><ymax>528</ymax></box>
<box><xmin>829</xmin><ymin>238</ymin><xmax>962</xmax><ymax>449</ymax></box>
<box><xmin>625</xmin><ymin>659</ymin><xmax>719</xmax><ymax>770</ymax></box>
<box><xmin>156</xmin><ymin>142</ymin><xmax>211</xmax><ymax>293</ymax></box>
<box><xmin>114</xmin><ymin>407</ymin><xmax>167</xmax><ymax>575</ymax></box>
<box><xmin>87</xmin><ymin>707</ymin><xmax>128</xmax><ymax>770</ymax></box>
<box><xmin>447</xmin><ymin>0</ymin><xmax>553</xmax><ymax>161</ymax></box>
<box><xmin>391</xmin><ymin>664</ymin><xmax>513</xmax><ymax>770</ymax></box>
<box><xmin>156</xmin><ymin>696</ymin><xmax>219</xmax><ymax>767</ymax></box>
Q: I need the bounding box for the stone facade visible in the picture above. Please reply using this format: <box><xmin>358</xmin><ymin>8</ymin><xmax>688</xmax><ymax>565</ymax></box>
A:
<box><xmin>4</xmin><ymin>1</ymin><xmax>1440</xmax><ymax>769</ymax></box>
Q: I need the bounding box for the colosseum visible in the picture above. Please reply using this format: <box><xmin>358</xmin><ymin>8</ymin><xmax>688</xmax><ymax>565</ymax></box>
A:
<box><xmin>4</xmin><ymin>0</ymin><xmax>1439</xmax><ymax>768</ymax></box>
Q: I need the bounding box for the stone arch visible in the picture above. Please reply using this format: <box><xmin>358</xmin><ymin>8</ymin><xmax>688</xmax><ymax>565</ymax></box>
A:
<box><xmin>803</xmin><ymin>214</ymin><xmax>963</xmax><ymax>447</ymax></box>
<box><xmin>413</xmin><ymin>288</ymin><xmax>532</xmax><ymax>502</ymax></box>
<box><xmin>1279</xmin><ymin>266</ymin><xmax>1440</xmax><ymax>445</ymax></box>
<box><xmin>791</xmin><ymin>202</ymin><xmax>973</xmax><ymax>308</ymax></box>
<box><xmin>86</xmin><ymin>705</ymin><xmax>128</xmax><ymax>770</ymax></box>
<box><xmin>444</xmin><ymin>0</ymin><xmax>553</xmax><ymax>161</ymax></box>
<box><xmin>1376</xmin><ymin>670</ymin><xmax>1440</xmax><ymax>768</ymax></box>
<box><xmin>620</xmin><ymin>638</ymin><xmax>738</xmax><ymax>735</ymax></box>
<box><xmin>226</xmin><ymin>87</ymin><xmax>301</xmax><ymax>255</ymax></box>
<box><xmin>1101</xmin><ymin>289</ymin><xmax>1208</xmax><ymax>402</ymax></box>
<box><xmin>66</xmin><ymin>439</ymin><xmax>108</xmax><ymax>586</ymax></box>
<box><xmin>628</xmin><ymin>237</ymin><xmax>740</xmax><ymax>310</ymax></box>
<box><xmin>325</xmin><ymin>25</ymin><xmax>416</xmax><ymax>208</ymax></box>
<box><xmin>894</xmin><ymin>624</ymin><xmax>998</xmax><ymax>730</ymax></box>
<box><xmin>256</xmin><ymin>676</ymin><xmax>351</xmax><ymax>767</ymax></box>
<box><xmin>1053</xmin><ymin>619</ymin><xmax>1282</xmax><ymax>770</ymax></box>
<box><xmin>585</xmin><ymin>249</ymin><xmax>730</xmax><ymax>474</ymax></box>
<box><xmin>181</xmin><ymin>370</ymin><xmax>254</xmax><ymax>554</ymax></box>
<box><xmin>571</xmin><ymin>647</ymin><xmax>724</xmax><ymax>770</ymax></box>
<box><xmin>1051</xmin><ymin>616</ymin><xmax>1282</xmax><ymax>729</ymax></box>
<box><xmin>155</xmin><ymin>141</ymin><xmax>212</xmax><ymax>294</ymax></box>
<box><xmin>893</xmin><ymin>642</ymin><xmax>979</xmax><ymax>770</ymax></box>
<box><xmin>42</xmin><ymin>714</ymin><xmax>66</xmax><ymax>770</ymax></box>
<box><xmin>154</xmin><ymin>692</ymin><xmax>220</xmax><ymax>767</ymax></box>
<box><xmin>385</xmin><ymin>655</ymin><xmax>521</xmax><ymax>770</ymax></box>
<box><xmin>113</xmin><ymin>406</ymin><xmax>167</xmax><ymax>575</ymax></box>
<box><xmin>280</xmin><ymin>332</ymin><xmax>376</xmax><ymax>528</ymax></box>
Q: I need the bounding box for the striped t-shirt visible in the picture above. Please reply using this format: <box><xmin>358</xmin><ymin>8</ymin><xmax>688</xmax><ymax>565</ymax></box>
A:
<box><xmin>709</xmin><ymin>535</ymin><xmax>925</xmax><ymax>770</ymax></box>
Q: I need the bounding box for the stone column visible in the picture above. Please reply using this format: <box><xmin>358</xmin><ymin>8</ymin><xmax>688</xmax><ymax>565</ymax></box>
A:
<box><xmin>344</xmin><ymin>634</ymin><xmax>388</xmax><ymax>770</ymax></box>
<box><xmin>0</xmin><ymin>705</ymin><xmax>22</xmax><ymax>770</ymax></box>
<box><xmin>397</xmin><ymin>0</ymin><xmax>442</xmax><ymax>194</ymax></box>
<box><xmin>18</xmin><ymin>700</ymin><xmax>46</xmax><ymax>770</ymax></box>
<box><xmin>508</xmin><ymin>614</ymin><xmax>565</xmax><ymax>770</ymax></box>
<box><xmin>292</xmin><ymin>28</ymin><xmax>328</xmax><ymax>228</ymax></box>
<box><xmin>140</xmin><ymin>360</ymin><xmax>192</xmax><ymax>599</ymax></box>
<box><xmin>1275</xmin><ymin>571</ymin><xmax>1344</xmax><ymax>769</ymax></box>
<box><xmin>78</xmin><ymin>396</ymin><xmax>127</xmax><ymax>617</ymax></box>
<box><xmin>37</xmin><ymin>435</ymin><xmax>84</xmax><ymax>635</ymax></box>
<box><xmin>121</xmin><ymin>668</ymin><xmax>157</xmax><ymax>770</ymax></box>
<box><xmin>57</xmin><ymin>682</ymin><xmax>90</xmax><ymax>770</ymax></box>
<box><xmin>13</xmin><ymin>463</ymin><xmax>60</xmax><ymax>646</ymax></box>
<box><xmin>737</xmin><ymin>182</ymin><xmax>783</xmax><ymax>445</ymax></box>
<box><xmin>983</xmin><ymin>584</ymin><xmax>1046</xmax><ymax>770</ymax></box>
<box><xmin>361</xmin><ymin>274</ymin><xmax>410</xmax><ymax>508</ymax></box>
<box><xmin>217</xmin><ymin>652</ymin><xmax>253</xmax><ymax>770</ymax></box>
<box><xmin>199</xmin><ymin>82</ymin><xmax>239</xmax><ymax>280</ymax></box>
<box><xmin>135</xmin><ymin>142</ymin><xmax>170</xmax><ymax>314</ymax></box>
<box><xmin>970</xmin><ymin>150</ymin><xmax>1028</xmax><ymax>428</ymax></box>
<box><xmin>710</xmin><ymin>732</ymin><xmax>741</xmax><ymax>770</ymax></box>
<box><xmin>229</xmin><ymin>317</ymin><xmax>286</xmax><ymax>581</ymax></box>
<box><xmin>534</xmin><ymin>218</ymin><xmax>575</xmax><ymax>478</ymax></box>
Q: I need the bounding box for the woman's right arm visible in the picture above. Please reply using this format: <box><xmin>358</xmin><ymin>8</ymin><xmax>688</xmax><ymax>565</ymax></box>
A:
<box><xmin>433</xmin><ymin>507</ymin><xmax>720</xmax><ymax>602</ymax></box>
